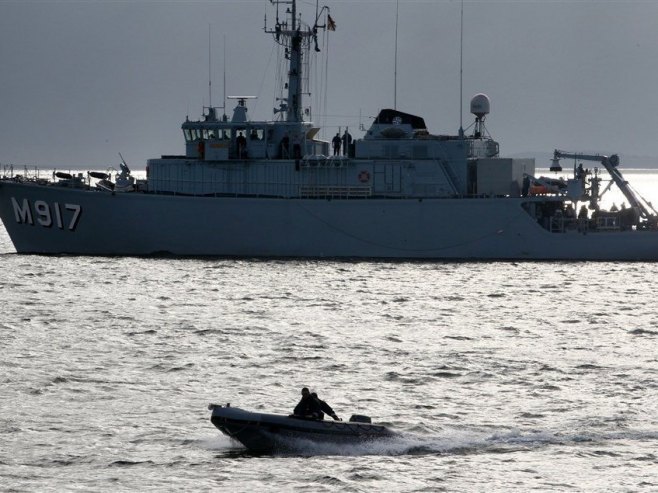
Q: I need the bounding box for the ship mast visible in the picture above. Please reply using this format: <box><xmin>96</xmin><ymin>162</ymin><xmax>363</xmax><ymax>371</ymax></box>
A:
<box><xmin>266</xmin><ymin>0</ymin><xmax>331</xmax><ymax>123</ymax></box>
<box><xmin>287</xmin><ymin>0</ymin><xmax>302</xmax><ymax>122</ymax></box>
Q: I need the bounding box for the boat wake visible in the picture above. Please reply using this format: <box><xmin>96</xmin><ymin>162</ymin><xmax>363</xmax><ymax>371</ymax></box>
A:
<box><xmin>202</xmin><ymin>427</ymin><xmax>658</xmax><ymax>457</ymax></box>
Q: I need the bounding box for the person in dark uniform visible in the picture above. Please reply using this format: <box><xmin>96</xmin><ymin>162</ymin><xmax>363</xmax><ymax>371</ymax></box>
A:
<box><xmin>236</xmin><ymin>131</ymin><xmax>247</xmax><ymax>159</ymax></box>
<box><xmin>341</xmin><ymin>130</ymin><xmax>352</xmax><ymax>156</ymax></box>
<box><xmin>280</xmin><ymin>133</ymin><xmax>290</xmax><ymax>158</ymax></box>
<box><xmin>293</xmin><ymin>387</ymin><xmax>322</xmax><ymax>419</ymax></box>
<box><xmin>292</xmin><ymin>133</ymin><xmax>302</xmax><ymax>159</ymax></box>
<box><xmin>578</xmin><ymin>205</ymin><xmax>588</xmax><ymax>219</ymax></box>
<box><xmin>311</xmin><ymin>392</ymin><xmax>341</xmax><ymax>421</ymax></box>
<box><xmin>332</xmin><ymin>132</ymin><xmax>341</xmax><ymax>156</ymax></box>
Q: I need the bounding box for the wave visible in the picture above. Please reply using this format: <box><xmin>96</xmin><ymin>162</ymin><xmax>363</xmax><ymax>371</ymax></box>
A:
<box><xmin>285</xmin><ymin>427</ymin><xmax>658</xmax><ymax>457</ymax></box>
<box><xmin>201</xmin><ymin>427</ymin><xmax>658</xmax><ymax>458</ymax></box>
<box><xmin>629</xmin><ymin>328</ymin><xmax>658</xmax><ymax>336</ymax></box>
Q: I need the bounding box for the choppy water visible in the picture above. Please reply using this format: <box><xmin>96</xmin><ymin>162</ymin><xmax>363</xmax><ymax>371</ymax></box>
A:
<box><xmin>1</xmin><ymin>172</ymin><xmax>658</xmax><ymax>491</ymax></box>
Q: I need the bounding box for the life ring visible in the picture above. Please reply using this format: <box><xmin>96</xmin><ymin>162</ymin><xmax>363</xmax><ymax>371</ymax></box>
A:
<box><xmin>358</xmin><ymin>170</ymin><xmax>370</xmax><ymax>183</ymax></box>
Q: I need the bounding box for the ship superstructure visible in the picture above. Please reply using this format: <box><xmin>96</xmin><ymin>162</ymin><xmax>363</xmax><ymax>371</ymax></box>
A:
<box><xmin>1</xmin><ymin>0</ymin><xmax>658</xmax><ymax>260</ymax></box>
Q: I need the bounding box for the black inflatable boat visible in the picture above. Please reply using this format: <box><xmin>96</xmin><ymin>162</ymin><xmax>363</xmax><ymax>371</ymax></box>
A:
<box><xmin>209</xmin><ymin>403</ymin><xmax>396</xmax><ymax>453</ymax></box>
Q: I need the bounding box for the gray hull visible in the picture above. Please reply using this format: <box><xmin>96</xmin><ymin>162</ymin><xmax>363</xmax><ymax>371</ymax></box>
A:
<box><xmin>2</xmin><ymin>180</ymin><xmax>658</xmax><ymax>260</ymax></box>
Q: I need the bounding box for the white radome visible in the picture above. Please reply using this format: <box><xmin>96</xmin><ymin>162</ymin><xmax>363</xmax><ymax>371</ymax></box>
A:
<box><xmin>471</xmin><ymin>93</ymin><xmax>491</xmax><ymax>119</ymax></box>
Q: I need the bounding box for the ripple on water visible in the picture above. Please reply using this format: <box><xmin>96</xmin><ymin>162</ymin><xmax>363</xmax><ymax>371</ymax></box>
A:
<box><xmin>1</xmin><ymin>247</ymin><xmax>658</xmax><ymax>490</ymax></box>
<box><xmin>628</xmin><ymin>328</ymin><xmax>658</xmax><ymax>336</ymax></box>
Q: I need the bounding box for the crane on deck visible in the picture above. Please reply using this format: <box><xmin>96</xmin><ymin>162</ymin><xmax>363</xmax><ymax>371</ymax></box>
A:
<box><xmin>552</xmin><ymin>150</ymin><xmax>658</xmax><ymax>223</ymax></box>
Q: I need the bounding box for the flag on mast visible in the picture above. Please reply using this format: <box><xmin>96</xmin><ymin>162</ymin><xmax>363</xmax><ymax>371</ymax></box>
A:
<box><xmin>327</xmin><ymin>14</ymin><xmax>336</xmax><ymax>31</ymax></box>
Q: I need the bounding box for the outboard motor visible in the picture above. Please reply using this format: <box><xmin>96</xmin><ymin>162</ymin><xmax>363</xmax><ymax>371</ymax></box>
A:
<box><xmin>349</xmin><ymin>414</ymin><xmax>372</xmax><ymax>423</ymax></box>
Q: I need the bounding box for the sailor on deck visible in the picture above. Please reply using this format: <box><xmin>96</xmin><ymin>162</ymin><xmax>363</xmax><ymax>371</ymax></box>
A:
<box><xmin>332</xmin><ymin>132</ymin><xmax>341</xmax><ymax>156</ymax></box>
<box><xmin>236</xmin><ymin>132</ymin><xmax>247</xmax><ymax>159</ymax></box>
<box><xmin>292</xmin><ymin>133</ymin><xmax>302</xmax><ymax>159</ymax></box>
<box><xmin>342</xmin><ymin>130</ymin><xmax>352</xmax><ymax>156</ymax></box>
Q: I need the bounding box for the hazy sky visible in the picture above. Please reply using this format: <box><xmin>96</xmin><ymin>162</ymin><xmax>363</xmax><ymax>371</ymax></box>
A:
<box><xmin>1</xmin><ymin>0</ymin><xmax>658</xmax><ymax>169</ymax></box>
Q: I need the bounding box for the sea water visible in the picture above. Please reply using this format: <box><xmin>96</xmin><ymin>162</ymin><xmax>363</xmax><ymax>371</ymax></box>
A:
<box><xmin>1</xmin><ymin>171</ymin><xmax>657</xmax><ymax>492</ymax></box>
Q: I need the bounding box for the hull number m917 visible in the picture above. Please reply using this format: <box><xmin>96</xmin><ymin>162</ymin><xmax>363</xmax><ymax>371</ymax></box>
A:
<box><xmin>11</xmin><ymin>198</ymin><xmax>82</xmax><ymax>231</ymax></box>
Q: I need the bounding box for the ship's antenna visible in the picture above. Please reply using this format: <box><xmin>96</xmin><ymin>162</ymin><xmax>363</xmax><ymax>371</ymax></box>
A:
<box><xmin>266</xmin><ymin>0</ymin><xmax>332</xmax><ymax>123</ymax></box>
<box><xmin>458</xmin><ymin>0</ymin><xmax>464</xmax><ymax>138</ymax></box>
<box><xmin>208</xmin><ymin>24</ymin><xmax>212</xmax><ymax>109</ymax></box>
<box><xmin>223</xmin><ymin>35</ymin><xmax>227</xmax><ymax>119</ymax></box>
<box><xmin>394</xmin><ymin>0</ymin><xmax>399</xmax><ymax>110</ymax></box>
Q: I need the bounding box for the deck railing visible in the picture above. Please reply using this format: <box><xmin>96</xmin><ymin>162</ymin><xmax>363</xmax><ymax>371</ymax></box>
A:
<box><xmin>299</xmin><ymin>185</ymin><xmax>372</xmax><ymax>198</ymax></box>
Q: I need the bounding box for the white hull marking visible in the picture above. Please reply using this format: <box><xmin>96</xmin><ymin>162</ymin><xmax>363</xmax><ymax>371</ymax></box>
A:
<box><xmin>11</xmin><ymin>197</ymin><xmax>33</xmax><ymax>225</ymax></box>
<box><xmin>10</xmin><ymin>197</ymin><xmax>81</xmax><ymax>231</ymax></box>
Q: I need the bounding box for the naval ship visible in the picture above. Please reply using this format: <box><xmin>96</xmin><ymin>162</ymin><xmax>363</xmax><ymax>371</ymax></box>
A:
<box><xmin>1</xmin><ymin>0</ymin><xmax>658</xmax><ymax>260</ymax></box>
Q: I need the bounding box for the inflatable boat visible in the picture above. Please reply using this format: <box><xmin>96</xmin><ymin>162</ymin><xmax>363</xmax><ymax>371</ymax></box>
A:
<box><xmin>208</xmin><ymin>403</ymin><xmax>396</xmax><ymax>453</ymax></box>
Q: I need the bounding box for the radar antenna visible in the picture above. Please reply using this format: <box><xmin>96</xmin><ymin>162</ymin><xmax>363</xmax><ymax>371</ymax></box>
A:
<box><xmin>470</xmin><ymin>93</ymin><xmax>490</xmax><ymax>138</ymax></box>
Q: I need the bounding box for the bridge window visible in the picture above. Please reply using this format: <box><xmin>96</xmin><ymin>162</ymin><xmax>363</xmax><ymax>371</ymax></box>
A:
<box><xmin>249</xmin><ymin>128</ymin><xmax>264</xmax><ymax>140</ymax></box>
<box><xmin>208</xmin><ymin>129</ymin><xmax>228</xmax><ymax>140</ymax></box>
<box><xmin>183</xmin><ymin>128</ymin><xmax>203</xmax><ymax>141</ymax></box>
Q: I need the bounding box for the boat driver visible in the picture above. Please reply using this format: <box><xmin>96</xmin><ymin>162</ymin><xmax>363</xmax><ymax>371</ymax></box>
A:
<box><xmin>311</xmin><ymin>392</ymin><xmax>341</xmax><ymax>421</ymax></box>
<box><xmin>293</xmin><ymin>387</ymin><xmax>342</xmax><ymax>421</ymax></box>
<box><xmin>293</xmin><ymin>387</ymin><xmax>322</xmax><ymax>419</ymax></box>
